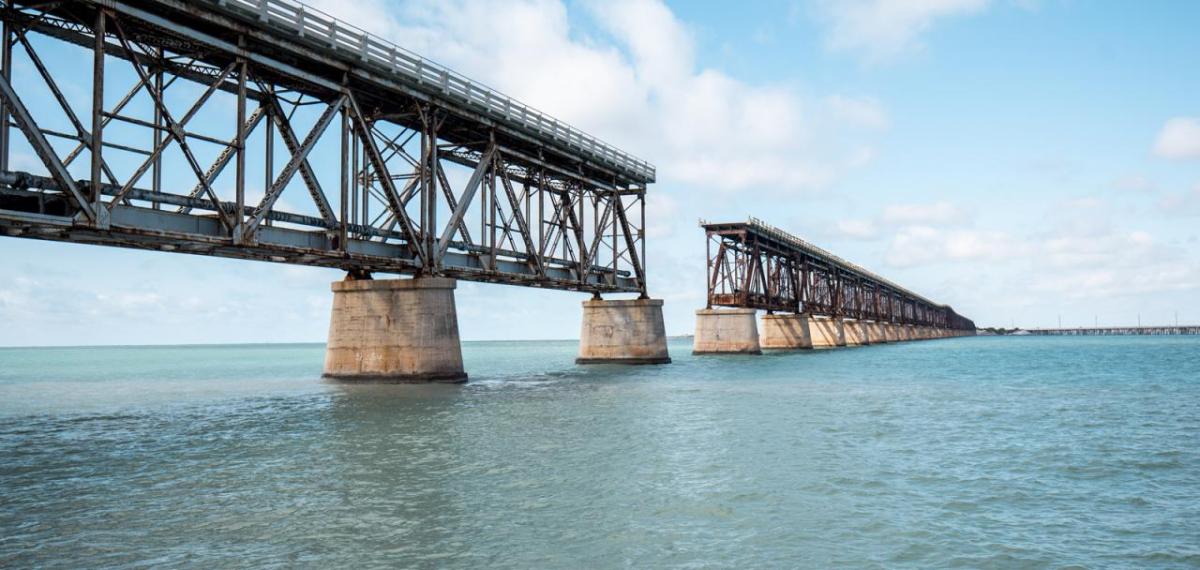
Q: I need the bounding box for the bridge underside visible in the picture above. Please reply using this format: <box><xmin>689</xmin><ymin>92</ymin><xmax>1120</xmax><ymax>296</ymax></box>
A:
<box><xmin>0</xmin><ymin>0</ymin><xmax>653</xmax><ymax>294</ymax></box>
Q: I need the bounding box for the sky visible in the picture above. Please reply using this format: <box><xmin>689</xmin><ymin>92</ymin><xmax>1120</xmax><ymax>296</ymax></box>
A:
<box><xmin>2</xmin><ymin>0</ymin><xmax>1199</xmax><ymax>345</ymax></box>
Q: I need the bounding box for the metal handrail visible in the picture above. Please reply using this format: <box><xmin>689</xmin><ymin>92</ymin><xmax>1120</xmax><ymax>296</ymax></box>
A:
<box><xmin>202</xmin><ymin>0</ymin><xmax>656</xmax><ymax>182</ymax></box>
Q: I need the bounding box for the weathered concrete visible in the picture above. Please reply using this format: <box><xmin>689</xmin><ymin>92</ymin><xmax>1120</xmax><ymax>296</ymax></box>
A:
<box><xmin>844</xmin><ymin>319</ymin><xmax>870</xmax><ymax>346</ymax></box>
<box><xmin>324</xmin><ymin>277</ymin><xmax>466</xmax><ymax>383</ymax></box>
<box><xmin>694</xmin><ymin>308</ymin><xmax>761</xmax><ymax>354</ymax></box>
<box><xmin>884</xmin><ymin>322</ymin><xmax>900</xmax><ymax>342</ymax></box>
<box><xmin>578</xmin><ymin>298</ymin><xmax>671</xmax><ymax>364</ymax></box>
<box><xmin>810</xmin><ymin>317</ymin><xmax>846</xmax><ymax>348</ymax></box>
<box><xmin>901</xmin><ymin>325</ymin><xmax>916</xmax><ymax>341</ymax></box>
<box><xmin>760</xmin><ymin>314</ymin><xmax>812</xmax><ymax>350</ymax></box>
<box><xmin>869</xmin><ymin>321</ymin><xmax>889</xmax><ymax>344</ymax></box>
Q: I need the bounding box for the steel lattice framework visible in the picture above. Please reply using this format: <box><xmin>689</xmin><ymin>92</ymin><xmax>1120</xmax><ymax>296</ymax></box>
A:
<box><xmin>703</xmin><ymin>218</ymin><xmax>975</xmax><ymax>331</ymax></box>
<box><xmin>0</xmin><ymin>0</ymin><xmax>653</xmax><ymax>295</ymax></box>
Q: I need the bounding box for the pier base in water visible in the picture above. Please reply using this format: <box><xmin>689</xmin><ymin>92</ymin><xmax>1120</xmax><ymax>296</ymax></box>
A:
<box><xmin>760</xmin><ymin>314</ymin><xmax>812</xmax><ymax>350</ymax></box>
<box><xmin>577</xmin><ymin>299</ymin><xmax>671</xmax><ymax>364</ymax></box>
<box><xmin>693</xmin><ymin>308</ymin><xmax>761</xmax><ymax>354</ymax></box>
<box><xmin>323</xmin><ymin>277</ymin><xmax>467</xmax><ymax>383</ymax></box>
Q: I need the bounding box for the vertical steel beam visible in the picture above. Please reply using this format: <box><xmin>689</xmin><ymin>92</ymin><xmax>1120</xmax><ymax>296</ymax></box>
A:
<box><xmin>234</xmin><ymin>53</ymin><xmax>247</xmax><ymax>243</ymax></box>
<box><xmin>0</xmin><ymin>18</ymin><xmax>11</xmax><ymax>174</ymax></box>
<box><xmin>340</xmin><ymin>100</ymin><xmax>349</xmax><ymax>252</ymax></box>
<box><xmin>151</xmin><ymin>47</ymin><xmax>163</xmax><ymax>209</ymax></box>
<box><xmin>90</xmin><ymin>9</ymin><xmax>105</xmax><ymax>215</ymax></box>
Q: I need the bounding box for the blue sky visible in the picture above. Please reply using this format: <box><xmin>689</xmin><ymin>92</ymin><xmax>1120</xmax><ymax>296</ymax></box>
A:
<box><xmin>2</xmin><ymin>0</ymin><xmax>1200</xmax><ymax>345</ymax></box>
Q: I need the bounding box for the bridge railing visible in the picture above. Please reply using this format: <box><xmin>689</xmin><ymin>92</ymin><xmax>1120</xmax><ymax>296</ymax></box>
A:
<box><xmin>205</xmin><ymin>0</ymin><xmax>655</xmax><ymax>183</ymax></box>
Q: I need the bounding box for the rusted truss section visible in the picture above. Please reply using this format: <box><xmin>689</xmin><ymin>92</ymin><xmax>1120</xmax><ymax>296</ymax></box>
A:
<box><xmin>0</xmin><ymin>0</ymin><xmax>650</xmax><ymax>294</ymax></box>
<box><xmin>703</xmin><ymin>218</ymin><xmax>975</xmax><ymax>330</ymax></box>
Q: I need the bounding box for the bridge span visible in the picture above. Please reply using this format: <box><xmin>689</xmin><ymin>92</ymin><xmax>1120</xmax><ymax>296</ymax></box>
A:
<box><xmin>694</xmin><ymin>218</ymin><xmax>975</xmax><ymax>354</ymax></box>
<box><xmin>0</xmin><ymin>0</ymin><xmax>669</xmax><ymax>381</ymax></box>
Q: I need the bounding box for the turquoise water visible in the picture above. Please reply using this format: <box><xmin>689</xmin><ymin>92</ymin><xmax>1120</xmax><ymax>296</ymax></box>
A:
<box><xmin>1</xmin><ymin>336</ymin><xmax>1198</xmax><ymax>567</ymax></box>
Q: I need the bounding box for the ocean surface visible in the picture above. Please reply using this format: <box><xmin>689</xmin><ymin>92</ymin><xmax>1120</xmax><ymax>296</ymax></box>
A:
<box><xmin>1</xmin><ymin>336</ymin><xmax>1198</xmax><ymax>568</ymax></box>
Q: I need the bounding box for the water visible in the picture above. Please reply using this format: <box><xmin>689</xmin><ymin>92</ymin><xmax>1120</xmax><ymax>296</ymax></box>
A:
<box><xmin>1</xmin><ymin>336</ymin><xmax>1198</xmax><ymax>568</ymax></box>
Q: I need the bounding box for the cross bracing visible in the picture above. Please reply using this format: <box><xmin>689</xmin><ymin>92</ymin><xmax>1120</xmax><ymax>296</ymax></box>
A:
<box><xmin>0</xmin><ymin>0</ymin><xmax>652</xmax><ymax>295</ymax></box>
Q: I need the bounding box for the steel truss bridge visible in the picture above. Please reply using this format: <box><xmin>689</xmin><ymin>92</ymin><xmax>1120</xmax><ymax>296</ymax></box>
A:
<box><xmin>0</xmin><ymin>0</ymin><xmax>654</xmax><ymax>295</ymax></box>
<box><xmin>703</xmin><ymin>218</ymin><xmax>975</xmax><ymax>331</ymax></box>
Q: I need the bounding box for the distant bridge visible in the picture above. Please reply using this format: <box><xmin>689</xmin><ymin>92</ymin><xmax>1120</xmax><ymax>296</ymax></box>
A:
<box><xmin>694</xmin><ymin>218</ymin><xmax>974</xmax><ymax>354</ymax></box>
<box><xmin>0</xmin><ymin>0</ymin><xmax>670</xmax><ymax>381</ymax></box>
<box><xmin>1029</xmin><ymin>326</ymin><xmax>1200</xmax><ymax>336</ymax></box>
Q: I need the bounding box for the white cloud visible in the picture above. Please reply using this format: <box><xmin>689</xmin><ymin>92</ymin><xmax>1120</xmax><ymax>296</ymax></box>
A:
<box><xmin>1030</xmin><ymin>230</ymin><xmax>1199</xmax><ymax>298</ymax></box>
<box><xmin>644</xmin><ymin>193</ymin><xmax>680</xmax><ymax>239</ymax></box>
<box><xmin>825</xmin><ymin>95</ymin><xmax>890</xmax><ymax>129</ymax></box>
<box><xmin>1157</xmin><ymin>183</ymin><xmax>1200</xmax><ymax>216</ymax></box>
<box><xmin>880</xmin><ymin>200</ymin><xmax>969</xmax><ymax>225</ymax></box>
<box><xmin>835</xmin><ymin>218</ymin><xmax>879</xmax><ymax>239</ymax></box>
<box><xmin>1153</xmin><ymin>117</ymin><xmax>1200</xmax><ymax>160</ymax></box>
<box><xmin>310</xmin><ymin>0</ymin><xmax>881</xmax><ymax>194</ymax></box>
<box><xmin>812</xmin><ymin>0</ymin><xmax>990</xmax><ymax>63</ymax></box>
<box><xmin>885</xmin><ymin>225</ymin><xmax>1018</xmax><ymax>267</ymax></box>
<box><xmin>1113</xmin><ymin>174</ymin><xmax>1156</xmax><ymax>193</ymax></box>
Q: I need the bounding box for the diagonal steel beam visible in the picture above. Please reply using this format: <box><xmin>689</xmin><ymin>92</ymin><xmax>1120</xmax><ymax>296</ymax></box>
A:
<box><xmin>110</xmin><ymin>60</ymin><xmax>238</xmax><ymax>207</ymax></box>
<box><xmin>258</xmin><ymin>82</ymin><xmax>337</xmax><ymax>227</ymax></box>
<box><xmin>0</xmin><ymin>72</ymin><xmax>95</xmax><ymax>222</ymax></box>
<box><xmin>345</xmin><ymin>92</ymin><xmax>423</xmax><ymax>263</ymax></box>
<box><xmin>13</xmin><ymin>28</ymin><xmax>118</xmax><ymax>186</ymax></box>
<box><xmin>177</xmin><ymin>105</ymin><xmax>266</xmax><ymax>214</ymax></box>
<box><xmin>434</xmin><ymin>162</ymin><xmax>472</xmax><ymax>244</ymax></box>
<box><xmin>498</xmin><ymin>166</ymin><xmax>544</xmax><ymax>276</ymax></box>
<box><xmin>435</xmin><ymin>144</ymin><xmax>495</xmax><ymax>262</ymax></box>
<box><xmin>108</xmin><ymin>17</ymin><xmax>234</xmax><ymax>230</ymax></box>
<box><xmin>613</xmin><ymin>193</ymin><xmax>647</xmax><ymax>294</ymax></box>
<box><xmin>244</xmin><ymin>94</ymin><xmax>344</xmax><ymax>238</ymax></box>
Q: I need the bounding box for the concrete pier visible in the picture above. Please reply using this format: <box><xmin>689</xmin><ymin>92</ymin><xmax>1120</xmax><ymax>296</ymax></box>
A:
<box><xmin>810</xmin><ymin>317</ymin><xmax>846</xmax><ymax>348</ymax></box>
<box><xmin>760</xmin><ymin>314</ymin><xmax>812</xmax><ymax>350</ymax></box>
<box><xmin>578</xmin><ymin>298</ymin><xmax>671</xmax><ymax>364</ymax></box>
<box><xmin>324</xmin><ymin>277</ymin><xmax>467</xmax><ymax>383</ymax></box>
<box><xmin>871</xmin><ymin>321</ymin><xmax>889</xmax><ymax>343</ymax></box>
<box><xmin>694</xmin><ymin>308</ymin><xmax>761</xmax><ymax>354</ymax></box>
<box><xmin>844</xmin><ymin>319</ymin><xmax>870</xmax><ymax>346</ymax></box>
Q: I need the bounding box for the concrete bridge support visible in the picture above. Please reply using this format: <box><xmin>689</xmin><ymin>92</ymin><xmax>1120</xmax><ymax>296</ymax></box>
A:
<box><xmin>883</xmin><ymin>323</ymin><xmax>900</xmax><ymax>342</ymax></box>
<box><xmin>844</xmin><ymin>320</ymin><xmax>870</xmax><ymax>346</ymax></box>
<box><xmin>869</xmin><ymin>321</ymin><xmax>888</xmax><ymax>344</ymax></box>
<box><xmin>578</xmin><ymin>299</ymin><xmax>672</xmax><ymax>364</ymax></box>
<box><xmin>324</xmin><ymin>277</ymin><xmax>467</xmax><ymax>383</ymax></box>
<box><xmin>760</xmin><ymin>314</ymin><xmax>813</xmax><ymax>349</ymax></box>
<box><xmin>810</xmin><ymin>317</ymin><xmax>846</xmax><ymax>348</ymax></box>
<box><xmin>694</xmin><ymin>308</ymin><xmax>761</xmax><ymax>354</ymax></box>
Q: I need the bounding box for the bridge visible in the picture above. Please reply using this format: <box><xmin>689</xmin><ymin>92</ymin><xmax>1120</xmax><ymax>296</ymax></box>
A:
<box><xmin>0</xmin><ymin>0</ymin><xmax>669</xmax><ymax>382</ymax></box>
<box><xmin>1029</xmin><ymin>326</ymin><xmax>1200</xmax><ymax>336</ymax></box>
<box><xmin>694</xmin><ymin>218</ymin><xmax>975</xmax><ymax>354</ymax></box>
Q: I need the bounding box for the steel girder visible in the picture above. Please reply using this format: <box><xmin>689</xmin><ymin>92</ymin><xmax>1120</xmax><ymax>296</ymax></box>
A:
<box><xmin>702</xmin><ymin>219</ymin><xmax>975</xmax><ymax>331</ymax></box>
<box><xmin>0</xmin><ymin>1</ymin><xmax>650</xmax><ymax>295</ymax></box>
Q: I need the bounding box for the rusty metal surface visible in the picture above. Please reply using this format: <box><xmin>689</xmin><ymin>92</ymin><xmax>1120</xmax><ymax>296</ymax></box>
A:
<box><xmin>701</xmin><ymin>218</ymin><xmax>975</xmax><ymax>331</ymax></box>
